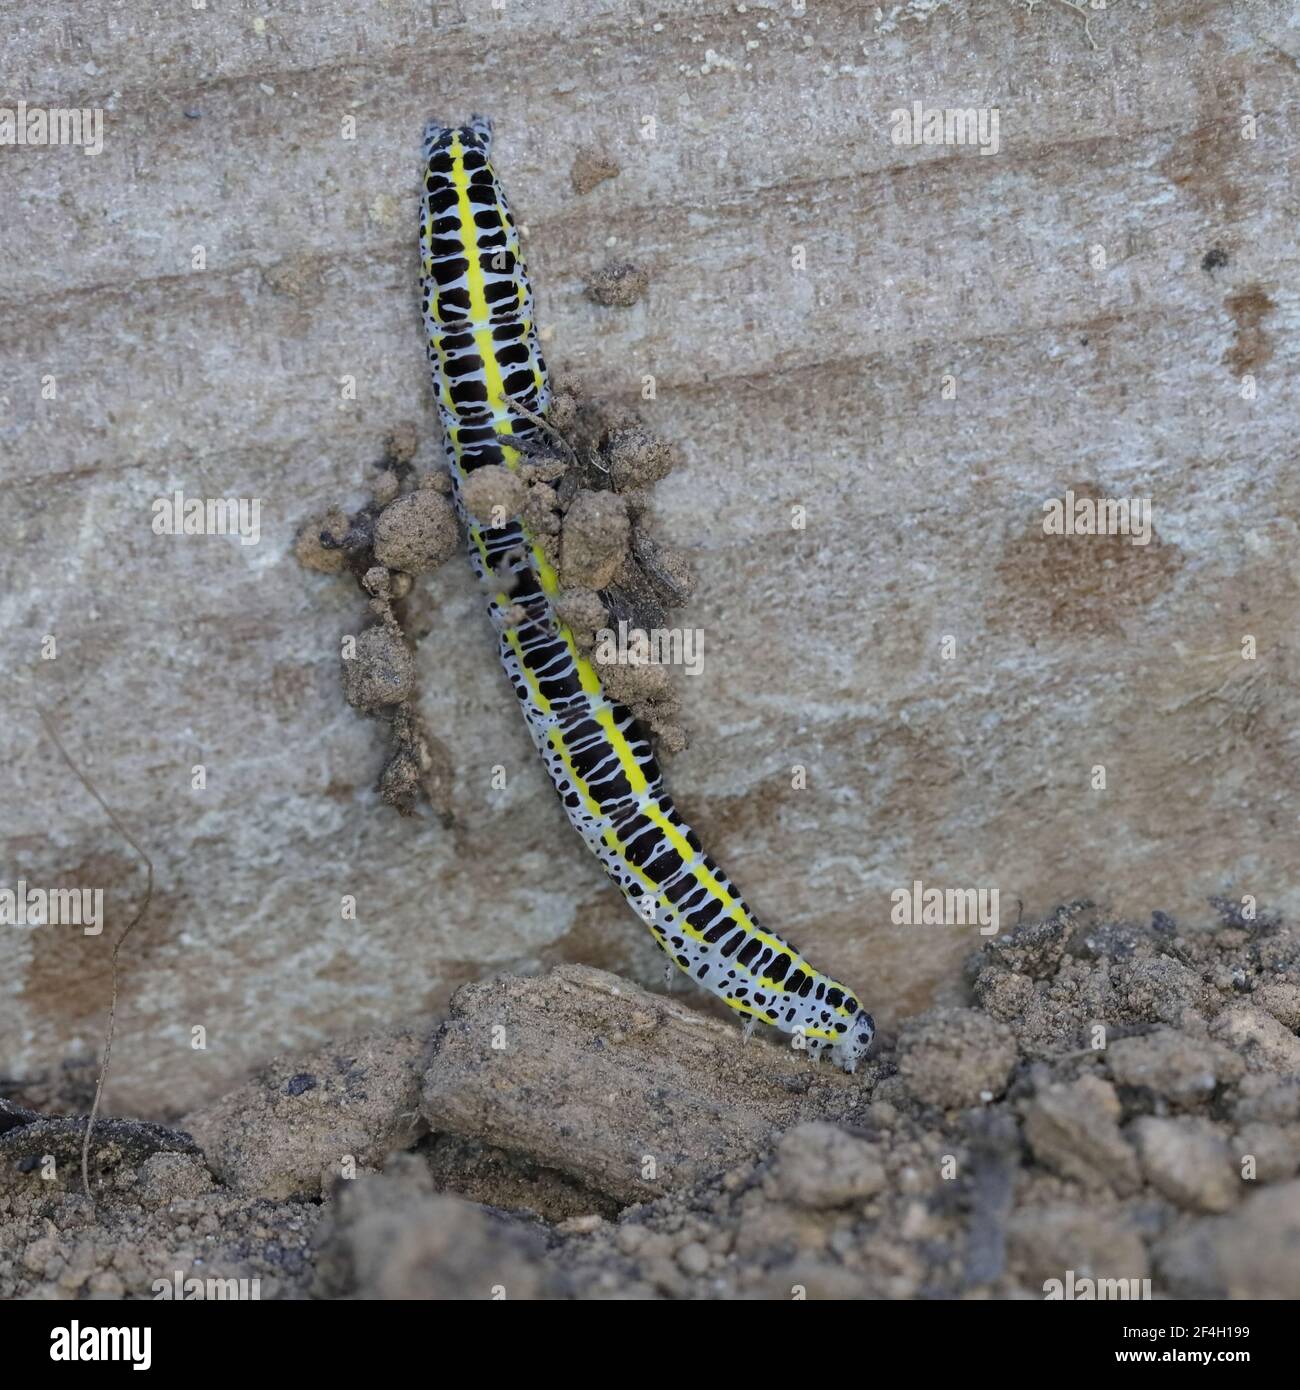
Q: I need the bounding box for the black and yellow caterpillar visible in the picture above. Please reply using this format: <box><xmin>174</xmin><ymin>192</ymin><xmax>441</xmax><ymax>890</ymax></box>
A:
<box><xmin>419</xmin><ymin>116</ymin><xmax>874</xmax><ymax>1071</ymax></box>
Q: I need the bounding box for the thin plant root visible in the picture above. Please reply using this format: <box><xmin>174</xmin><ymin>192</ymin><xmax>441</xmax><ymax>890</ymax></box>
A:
<box><xmin>36</xmin><ymin>710</ymin><xmax>154</xmax><ymax>1203</ymax></box>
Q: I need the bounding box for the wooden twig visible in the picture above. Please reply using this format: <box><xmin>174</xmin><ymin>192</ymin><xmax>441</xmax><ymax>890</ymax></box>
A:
<box><xmin>500</xmin><ymin>392</ymin><xmax>582</xmax><ymax>471</ymax></box>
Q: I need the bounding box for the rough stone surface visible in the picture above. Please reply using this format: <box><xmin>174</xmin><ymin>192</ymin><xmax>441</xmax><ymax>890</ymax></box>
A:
<box><xmin>1130</xmin><ymin>1116</ymin><xmax>1241</xmax><ymax>1213</ymax></box>
<box><xmin>419</xmin><ymin>965</ymin><xmax>871</xmax><ymax>1204</ymax></box>
<box><xmin>1022</xmin><ymin>1074</ymin><xmax>1141</xmax><ymax>1195</ymax></box>
<box><xmin>896</xmin><ymin>1007</ymin><xmax>1018</xmax><ymax>1109</ymax></box>
<box><xmin>181</xmin><ymin>1030</ymin><xmax>432</xmax><ymax>1200</ymax></box>
<box><xmin>767</xmin><ymin>1122</ymin><xmax>888</xmax><ymax>1210</ymax></box>
<box><xmin>3</xmin><ymin>0</ymin><xmax>1297</xmax><ymax>1125</ymax></box>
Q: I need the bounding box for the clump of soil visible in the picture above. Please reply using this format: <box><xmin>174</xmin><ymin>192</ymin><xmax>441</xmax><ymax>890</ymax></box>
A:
<box><xmin>458</xmin><ymin>464</ymin><xmax>528</xmax><ymax>529</ymax></box>
<box><xmin>533</xmin><ymin>391</ymin><xmax>698</xmax><ymax>748</ymax></box>
<box><xmin>341</xmin><ymin>618</ymin><xmax>414</xmax><ymax>712</ymax></box>
<box><xmin>293</xmin><ymin>506</ymin><xmax>350</xmax><ymax>574</ymax></box>
<box><xmin>372</xmin><ymin>487</ymin><xmax>458</xmax><ymax>575</ymax></box>
<box><xmin>560</xmin><ymin>490</ymin><xmax>630</xmax><ymax>590</ymax></box>
<box><xmin>295</xmin><ymin>387</ymin><xmax>698</xmax><ymax>809</ymax></box>
<box><xmin>292</xmin><ymin>430</ymin><xmax>455</xmax><ymax>817</ymax></box>
<box><xmin>4</xmin><ymin>900</ymin><xmax>1297</xmax><ymax>1300</ymax></box>
<box><xmin>603</xmin><ymin>422</ymin><xmax>675</xmax><ymax>492</ymax></box>
<box><xmin>585</xmin><ymin>262</ymin><xmax>649</xmax><ymax>307</ymax></box>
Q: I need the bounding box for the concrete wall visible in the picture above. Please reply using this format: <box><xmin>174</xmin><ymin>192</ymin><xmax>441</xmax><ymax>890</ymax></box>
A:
<box><xmin>3</xmin><ymin>0</ymin><xmax>1296</xmax><ymax>1116</ymax></box>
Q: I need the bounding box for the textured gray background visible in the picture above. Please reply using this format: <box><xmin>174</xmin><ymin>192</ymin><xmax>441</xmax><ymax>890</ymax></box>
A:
<box><xmin>3</xmin><ymin>0</ymin><xmax>1297</xmax><ymax>1117</ymax></box>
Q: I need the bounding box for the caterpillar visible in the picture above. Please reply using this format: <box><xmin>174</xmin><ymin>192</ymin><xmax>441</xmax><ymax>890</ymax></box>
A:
<box><xmin>419</xmin><ymin>116</ymin><xmax>875</xmax><ymax>1072</ymax></box>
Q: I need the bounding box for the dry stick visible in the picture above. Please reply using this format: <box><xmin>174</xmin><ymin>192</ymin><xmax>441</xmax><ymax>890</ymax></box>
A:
<box><xmin>37</xmin><ymin>710</ymin><xmax>153</xmax><ymax>1202</ymax></box>
<box><xmin>500</xmin><ymin>392</ymin><xmax>588</xmax><ymax>471</ymax></box>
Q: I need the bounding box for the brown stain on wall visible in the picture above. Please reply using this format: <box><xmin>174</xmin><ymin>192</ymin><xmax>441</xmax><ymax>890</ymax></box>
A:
<box><xmin>1158</xmin><ymin>78</ymin><xmax>1244</xmax><ymax>221</ymax></box>
<box><xmin>21</xmin><ymin>922</ymin><xmax>115</xmax><ymax>1028</ymax></box>
<box><xmin>1221</xmin><ymin>286</ymin><xmax>1276</xmax><ymax>376</ymax></box>
<box><xmin>992</xmin><ymin>482</ymin><xmax>1184</xmax><ymax>638</ymax></box>
<box><xmin>869</xmin><ymin>725</ymin><xmax>962</xmax><ymax>835</ymax></box>
<box><xmin>18</xmin><ymin>850</ymin><xmax>168</xmax><ymax>1025</ymax></box>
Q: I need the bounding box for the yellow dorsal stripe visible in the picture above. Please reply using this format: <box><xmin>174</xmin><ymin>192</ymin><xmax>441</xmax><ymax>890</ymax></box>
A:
<box><xmin>450</xmin><ymin>135</ymin><xmax>523</xmax><ymax>471</ymax></box>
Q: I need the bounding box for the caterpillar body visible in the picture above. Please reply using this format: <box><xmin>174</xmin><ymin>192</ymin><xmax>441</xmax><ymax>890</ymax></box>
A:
<box><xmin>419</xmin><ymin>116</ymin><xmax>874</xmax><ymax>1072</ymax></box>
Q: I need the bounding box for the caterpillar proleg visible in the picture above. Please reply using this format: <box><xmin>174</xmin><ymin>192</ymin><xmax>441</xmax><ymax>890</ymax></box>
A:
<box><xmin>419</xmin><ymin>116</ymin><xmax>874</xmax><ymax>1072</ymax></box>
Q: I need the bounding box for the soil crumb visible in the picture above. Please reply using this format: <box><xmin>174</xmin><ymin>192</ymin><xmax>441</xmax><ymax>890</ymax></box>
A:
<box><xmin>459</xmin><ymin>464</ymin><xmax>528</xmax><ymax>529</ymax></box>
<box><xmin>294</xmin><ymin>507</ymin><xmax>350</xmax><ymax>574</ymax></box>
<box><xmin>560</xmin><ymin>490</ymin><xmax>631</xmax><ymax>590</ymax></box>
<box><xmin>586</xmin><ymin>261</ymin><xmax>649</xmax><ymax>307</ymax></box>
<box><xmin>342</xmin><ymin>623</ymin><xmax>414</xmax><ymax>711</ymax></box>
<box><xmin>297</xmin><ymin>396</ymin><xmax>698</xmax><ymax>808</ymax></box>
<box><xmin>372</xmin><ymin>488</ymin><xmax>458</xmax><ymax>575</ymax></box>
<box><xmin>295</xmin><ymin>435</ymin><xmax>465</xmax><ymax>819</ymax></box>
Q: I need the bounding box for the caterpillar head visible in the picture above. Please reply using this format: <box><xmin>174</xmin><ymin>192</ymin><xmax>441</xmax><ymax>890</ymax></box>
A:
<box><xmin>832</xmin><ymin>1006</ymin><xmax>876</xmax><ymax>1074</ymax></box>
<box><xmin>423</xmin><ymin>114</ymin><xmax>494</xmax><ymax>160</ymax></box>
